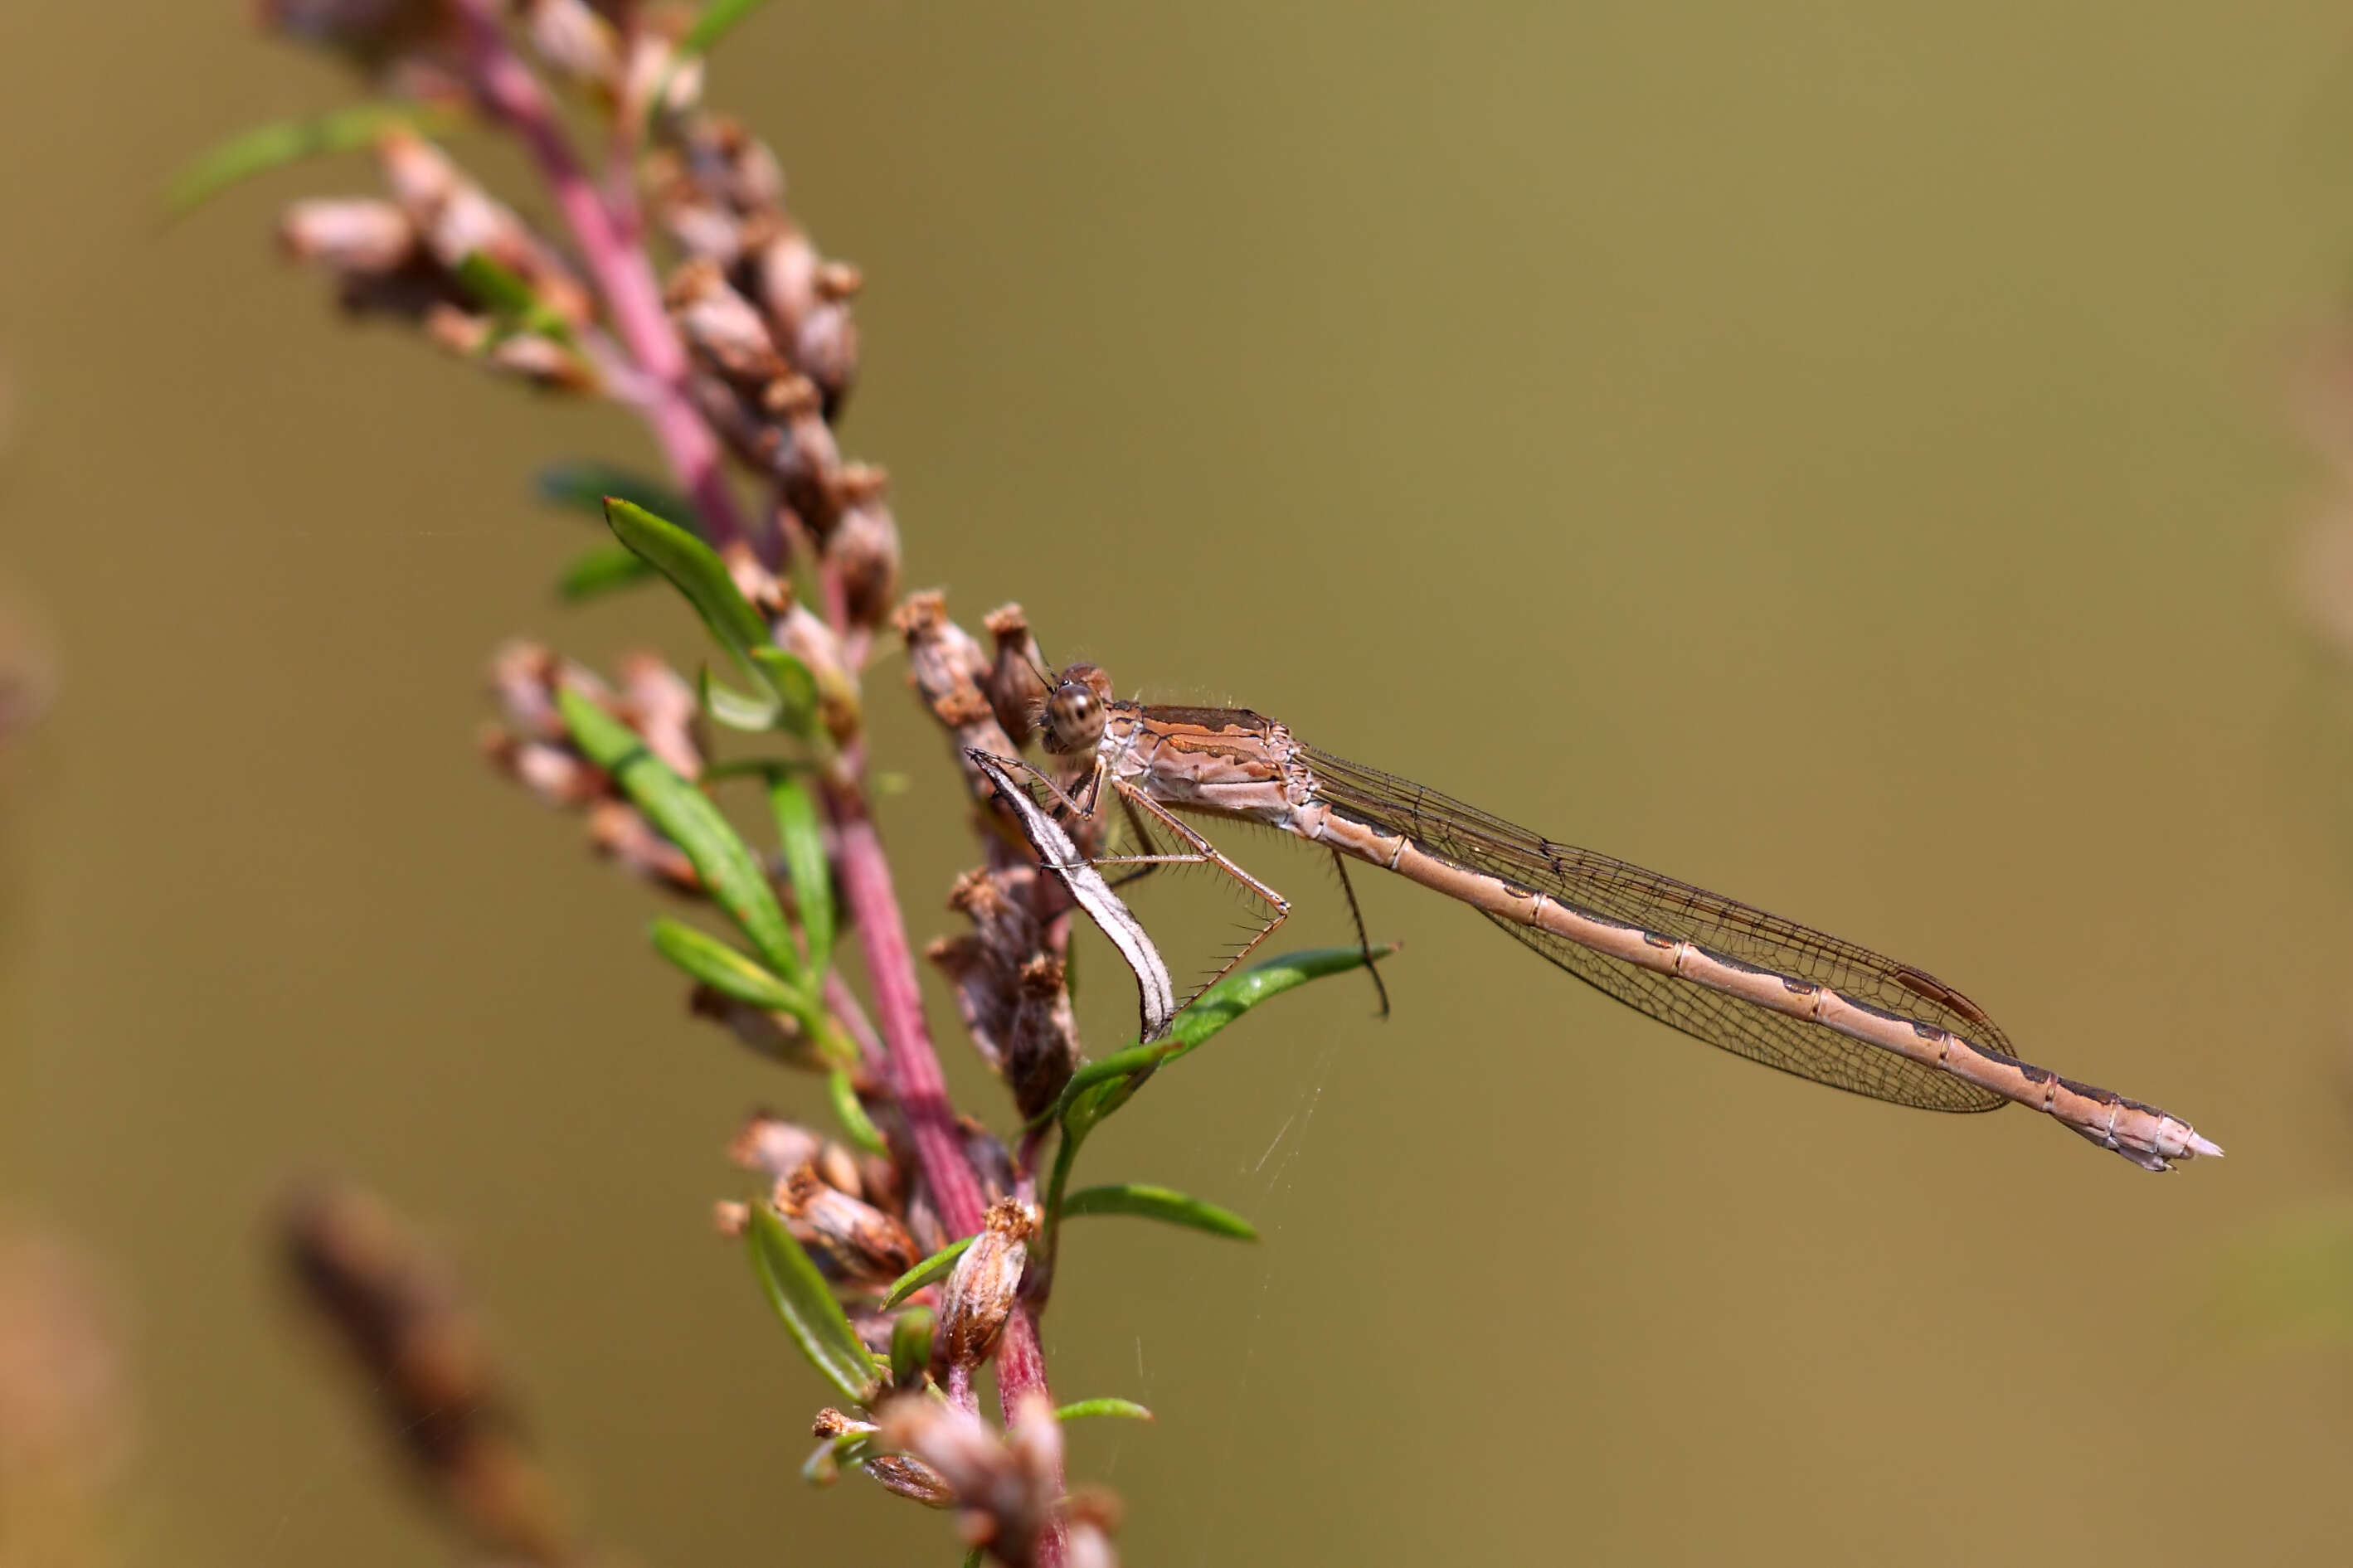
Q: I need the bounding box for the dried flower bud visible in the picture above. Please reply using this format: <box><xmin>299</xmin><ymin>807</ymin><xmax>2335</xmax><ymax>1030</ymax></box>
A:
<box><xmin>776</xmin><ymin>603</ymin><xmax>862</xmax><ymax>742</ymax></box>
<box><xmin>746</xmin><ymin>215</ymin><xmax>820</xmax><ymax>330</ymax></box>
<box><xmin>902</xmin><ymin>1187</ymin><xmax>948</xmax><ymax>1260</ymax></box>
<box><xmin>866</xmin><ymin>1452</ymin><xmax>957</xmax><ymax>1508</ymax></box>
<box><xmin>982</xmin><ymin>604</ymin><xmax>1048</xmax><ymax>749</ymax></box>
<box><xmin>775</xmin><ymin>1164</ymin><xmax>920</xmax><ymax>1288</ymax></box>
<box><xmin>935</xmin><ymin>1199</ymin><xmax>1036</xmax><ymax>1371</ymax></box>
<box><xmin>617</xmin><ymin>653</ymin><xmax>702</xmax><ymax>779</ymax></box>
<box><xmin>873</xmin><ymin>1391</ymin><xmax>1059</xmax><ymax>1557</ymax></box>
<box><xmin>812</xmin><ymin>1407</ymin><xmax>874</xmax><ymax>1446</ymax></box>
<box><xmin>714</xmin><ymin>539</ymin><xmax>788</xmax><ymax>620</ymax></box>
<box><xmin>487</xmin><ymin>640</ymin><xmax>566</xmax><ymax>737</ymax></box>
<box><xmin>787</xmin><ymin>260</ymin><xmax>863</xmax><ymax>411</ymax></box>
<box><xmin>727</xmin><ymin>1113</ymin><xmax>823</xmax><ymax>1180</ymax></box>
<box><xmin>659</xmin><ymin>194</ymin><xmax>745</xmax><ymax>267</ymax></box>
<box><xmin>481</xmin><ymin>730</ymin><xmax>602</xmax><ymax>808</ymax></box>
<box><xmin>521</xmin><ymin>0</ymin><xmax>618</xmax><ymax>85</ymax></box>
<box><xmin>872</xmin><ymin>1397</ymin><xmax>1003</xmax><ymax>1502</ymax></box>
<box><xmin>423</xmin><ymin>303</ymin><xmax>593</xmax><ymax>391</ymax></box>
<box><xmin>860</xmin><ymin>1151</ymin><xmax>907</xmax><ymax>1217</ymax></box>
<box><xmin>673</xmin><ymin>115</ymin><xmax>786</xmax><ymax>216</ymax></box>
<box><xmin>379</xmin><ymin>130</ymin><xmax>591</xmax><ymax>325</ymax></box>
<box><xmin>766</xmin><ymin>375</ymin><xmax>847</xmax><ymax>534</ymax></box>
<box><xmin>685</xmin><ymin>368</ymin><xmax>784</xmax><ymax>470</ymax></box>
<box><xmin>668</xmin><ymin>258</ymin><xmax>790</xmax><ymax>390</ymax></box>
<box><xmin>828</xmin><ymin>465</ymin><xmax>901</xmax><ymax>631</ymax></box>
<box><xmin>624</xmin><ymin>29</ymin><xmax>702</xmax><ymax>123</ymax></box>
<box><xmin>934</xmin><ymin>871</ymin><xmax>1082</xmax><ymax>1121</ymax></box>
<box><xmin>587</xmin><ymin>801</ymin><xmax>699</xmax><ymax>891</ymax></box>
<box><xmin>896</xmin><ymin>593</ymin><xmax>1018</xmax><ymax>796</ymax></box>
<box><xmin>815</xmin><ymin>1141</ymin><xmax>866</xmax><ymax>1202</ymax></box>
<box><xmin>279</xmin><ymin>197</ymin><xmax>418</xmax><ymax>274</ymax></box>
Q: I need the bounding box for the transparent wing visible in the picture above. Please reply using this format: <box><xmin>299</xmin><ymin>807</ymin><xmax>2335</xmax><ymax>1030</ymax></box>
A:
<box><xmin>1300</xmin><ymin>745</ymin><xmax>2009</xmax><ymax>1113</ymax></box>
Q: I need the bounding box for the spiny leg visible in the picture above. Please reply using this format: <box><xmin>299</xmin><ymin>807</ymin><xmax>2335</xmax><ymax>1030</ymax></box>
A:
<box><xmin>1103</xmin><ymin>789</ymin><xmax>1173</xmax><ymax>893</ymax></box>
<box><xmin>1329</xmin><ymin>847</ymin><xmax>1391</xmax><ymax>1018</ymax></box>
<box><xmin>1109</xmin><ymin>778</ymin><xmax>1290</xmax><ymax>1006</ymax></box>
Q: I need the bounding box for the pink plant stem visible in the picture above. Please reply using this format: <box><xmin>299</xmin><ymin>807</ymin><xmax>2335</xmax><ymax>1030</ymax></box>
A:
<box><xmin>824</xmin><ymin>788</ymin><xmax>989</xmax><ymax>1237</ymax></box>
<box><xmin>452</xmin><ymin>0</ymin><xmax>749</xmax><ymax>548</ymax></box>
<box><xmin>999</xmin><ymin>1308</ymin><xmax>1067</xmax><ymax>1565</ymax></box>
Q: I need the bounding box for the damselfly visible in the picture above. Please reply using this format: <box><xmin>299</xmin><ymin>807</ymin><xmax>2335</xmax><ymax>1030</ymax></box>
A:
<box><xmin>974</xmin><ymin>663</ymin><xmax>2221</xmax><ymax>1172</ymax></box>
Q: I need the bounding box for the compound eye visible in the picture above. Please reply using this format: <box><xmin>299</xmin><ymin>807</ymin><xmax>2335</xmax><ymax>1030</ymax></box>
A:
<box><xmin>1047</xmin><ymin>682</ymin><xmax>1104</xmax><ymax>750</ymax></box>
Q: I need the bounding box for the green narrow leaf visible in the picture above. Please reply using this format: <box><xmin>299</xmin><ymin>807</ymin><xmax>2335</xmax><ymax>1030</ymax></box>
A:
<box><xmin>880</xmin><ymin>1235</ymin><xmax>975</xmax><ymax>1311</ymax></box>
<box><xmin>889</xmin><ymin>1306</ymin><xmax>935</xmax><ymax>1391</ymax></box>
<box><xmin>1054</xmin><ymin>1397</ymin><xmax>1155</xmax><ymax>1423</ymax></box>
<box><xmin>166</xmin><ymin>101</ymin><xmax>463</xmax><ymax>216</ymax></box>
<box><xmin>557</xmin><ymin>686</ymin><xmax>800</xmax><ymax>978</ymax></box>
<box><xmin>537</xmin><ymin>462</ymin><xmax>698</xmax><ymax>533</ymax></box>
<box><xmin>556</xmin><ymin>541</ymin><xmax>659</xmax><ymax>601</ymax></box>
<box><xmin>746</xmin><ymin>1207</ymin><xmax>878</xmax><ymax>1405</ymax></box>
<box><xmin>827</xmin><ymin>1067</ymin><xmax>887</xmax><ymax>1156</ymax></box>
<box><xmin>648</xmin><ymin>917</ymin><xmax>806</xmax><ymax>1011</ymax></box>
<box><xmin>1041</xmin><ymin>1042</ymin><xmax>1164</xmax><ymax>1128</ymax></box>
<box><xmin>748</xmin><ymin>646</ymin><xmax>821</xmax><ymax>736</ymax></box>
<box><xmin>960</xmin><ymin>1551</ymin><xmax>985</xmax><ymax>1568</ymax></box>
<box><xmin>1162</xmin><ymin>944</ymin><xmax>1397</xmax><ymax>1061</ymax></box>
<box><xmin>767</xmin><ymin>774</ymin><xmax>834</xmax><ymax>977</ymax></box>
<box><xmin>1043</xmin><ymin>944</ymin><xmax>1396</xmax><ymax>1133</ymax></box>
<box><xmin>601</xmin><ymin>498</ymin><xmax>787</xmax><ymax>719</ymax></box>
<box><xmin>1061</xmin><ymin>1184</ymin><xmax>1257</xmax><ymax>1240</ymax></box>
<box><xmin>680</xmin><ymin>0</ymin><xmax>771</xmax><ymax>57</ymax></box>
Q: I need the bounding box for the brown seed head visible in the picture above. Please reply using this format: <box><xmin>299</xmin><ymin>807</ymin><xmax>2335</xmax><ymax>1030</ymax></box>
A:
<box><xmin>727</xmin><ymin>1114</ymin><xmax>823</xmax><ymax>1179</ymax></box>
<box><xmin>935</xmin><ymin>1198</ymin><xmax>1036</xmax><ymax>1371</ymax></box>
<box><xmin>775</xmin><ymin>1164</ymin><xmax>920</xmax><ymax>1287</ymax></box>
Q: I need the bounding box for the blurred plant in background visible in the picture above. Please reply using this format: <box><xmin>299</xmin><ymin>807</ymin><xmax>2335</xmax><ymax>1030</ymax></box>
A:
<box><xmin>183</xmin><ymin>3</ymin><xmax>1388</xmax><ymax>1564</ymax></box>
<box><xmin>2219</xmin><ymin>308</ymin><xmax>2353</xmax><ymax>1352</ymax></box>
<box><xmin>0</xmin><ymin>1222</ymin><xmax>136</xmax><ymax>1568</ymax></box>
<box><xmin>0</xmin><ymin>365</ymin><xmax>133</xmax><ymax>1568</ymax></box>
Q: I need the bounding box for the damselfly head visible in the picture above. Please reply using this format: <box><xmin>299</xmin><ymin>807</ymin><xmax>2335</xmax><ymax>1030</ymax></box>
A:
<box><xmin>1040</xmin><ymin>663</ymin><xmax>1113</xmax><ymax>755</ymax></box>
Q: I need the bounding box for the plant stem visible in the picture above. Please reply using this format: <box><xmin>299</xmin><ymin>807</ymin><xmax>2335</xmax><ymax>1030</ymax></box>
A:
<box><xmin>998</xmin><ymin>1308</ymin><xmax>1066</xmax><ymax>1565</ymax></box>
<box><xmin>823</xmin><ymin>784</ymin><xmax>988</xmax><ymax>1238</ymax></box>
<box><xmin>451</xmin><ymin>0</ymin><xmax>750</xmax><ymax>549</ymax></box>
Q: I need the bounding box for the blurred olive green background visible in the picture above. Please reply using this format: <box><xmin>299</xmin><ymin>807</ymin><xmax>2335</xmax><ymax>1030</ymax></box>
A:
<box><xmin>5</xmin><ymin>2</ymin><xmax>2353</xmax><ymax>1563</ymax></box>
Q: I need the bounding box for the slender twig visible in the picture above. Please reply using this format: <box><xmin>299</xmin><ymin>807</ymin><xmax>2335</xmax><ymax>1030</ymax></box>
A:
<box><xmin>824</xmin><ymin>782</ymin><xmax>988</xmax><ymax>1237</ymax></box>
<box><xmin>996</xmin><ymin>1307</ymin><xmax>1065</xmax><ymax>1554</ymax></box>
